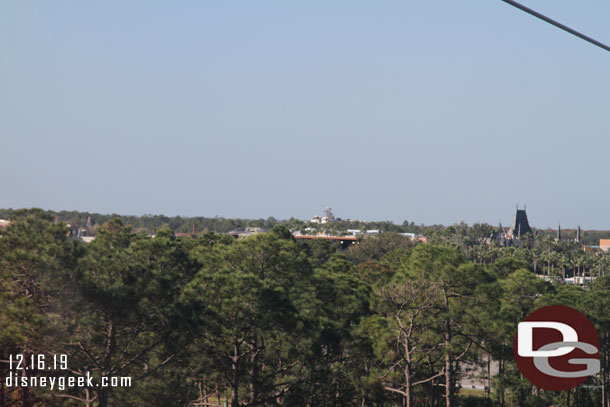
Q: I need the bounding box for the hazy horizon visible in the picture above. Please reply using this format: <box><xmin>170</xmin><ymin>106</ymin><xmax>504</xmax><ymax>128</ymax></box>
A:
<box><xmin>1</xmin><ymin>205</ymin><xmax>605</xmax><ymax>232</ymax></box>
<box><xmin>2</xmin><ymin>1</ymin><xmax>609</xmax><ymax>229</ymax></box>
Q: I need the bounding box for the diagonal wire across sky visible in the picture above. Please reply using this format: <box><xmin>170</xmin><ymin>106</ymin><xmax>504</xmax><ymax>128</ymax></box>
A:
<box><xmin>2</xmin><ymin>2</ymin><xmax>610</xmax><ymax>227</ymax></box>
<box><xmin>501</xmin><ymin>0</ymin><xmax>610</xmax><ymax>52</ymax></box>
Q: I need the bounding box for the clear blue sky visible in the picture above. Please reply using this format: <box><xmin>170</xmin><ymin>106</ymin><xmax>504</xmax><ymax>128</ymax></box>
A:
<box><xmin>2</xmin><ymin>1</ymin><xmax>609</xmax><ymax>228</ymax></box>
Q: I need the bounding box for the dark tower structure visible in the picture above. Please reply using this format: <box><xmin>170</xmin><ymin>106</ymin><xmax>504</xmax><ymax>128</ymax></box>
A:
<box><xmin>511</xmin><ymin>206</ymin><xmax>532</xmax><ymax>239</ymax></box>
<box><xmin>576</xmin><ymin>225</ymin><xmax>582</xmax><ymax>243</ymax></box>
<box><xmin>556</xmin><ymin>224</ymin><xmax>561</xmax><ymax>242</ymax></box>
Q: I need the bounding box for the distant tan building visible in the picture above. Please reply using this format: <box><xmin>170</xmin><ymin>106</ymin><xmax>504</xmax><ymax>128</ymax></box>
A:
<box><xmin>310</xmin><ymin>207</ymin><xmax>335</xmax><ymax>224</ymax></box>
<box><xmin>0</xmin><ymin>219</ymin><xmax>10</xmax><ymax>228</ymax></box>
<box><xmin>600</xmin><ymin>239</ymin><xmax>610</xmax><ymax>252</ymax></box>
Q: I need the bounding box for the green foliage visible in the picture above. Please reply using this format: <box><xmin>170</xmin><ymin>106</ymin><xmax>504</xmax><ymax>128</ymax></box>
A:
<box><xmin>3</xmin><ymin>210</ymin><xmax>610</xmax><ymax>406</ymax></box>
<box><xmin>347</xmin><ymin>232</ymin><xmax>416</xmax><ymax>264</ymax></box>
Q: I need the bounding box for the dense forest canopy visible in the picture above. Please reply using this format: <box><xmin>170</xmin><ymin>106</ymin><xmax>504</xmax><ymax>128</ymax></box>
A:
<box><xmin>2</xmin><ymin>209</ymin><xmax>610</xmax><ymax>406</ymax></box>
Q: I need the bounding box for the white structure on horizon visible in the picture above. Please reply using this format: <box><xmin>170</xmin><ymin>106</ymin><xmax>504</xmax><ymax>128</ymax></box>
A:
<box><xmin>311</xmin><ymin>207</ymin><xmax>336</xmax><ymax>224</ymax></box>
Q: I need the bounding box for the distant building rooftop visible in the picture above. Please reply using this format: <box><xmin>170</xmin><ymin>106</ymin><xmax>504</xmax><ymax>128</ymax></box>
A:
<box><xmin>294</xmin><ymin>235</ymin><xmax>358</xmax><ymax>241</ymax></box>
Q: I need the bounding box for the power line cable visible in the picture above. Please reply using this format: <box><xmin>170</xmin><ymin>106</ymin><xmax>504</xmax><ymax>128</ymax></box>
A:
<box><xmin>500</xmin><ymin>0</ymin><xmax>610</xmax><ymax>53</ymax></box>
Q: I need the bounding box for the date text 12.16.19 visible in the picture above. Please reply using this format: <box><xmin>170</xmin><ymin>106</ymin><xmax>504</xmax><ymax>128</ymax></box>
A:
<box><xmin>8</xmin><ymin>354</ymin><xmax>68</xmax><ymax>371</ymax></box>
